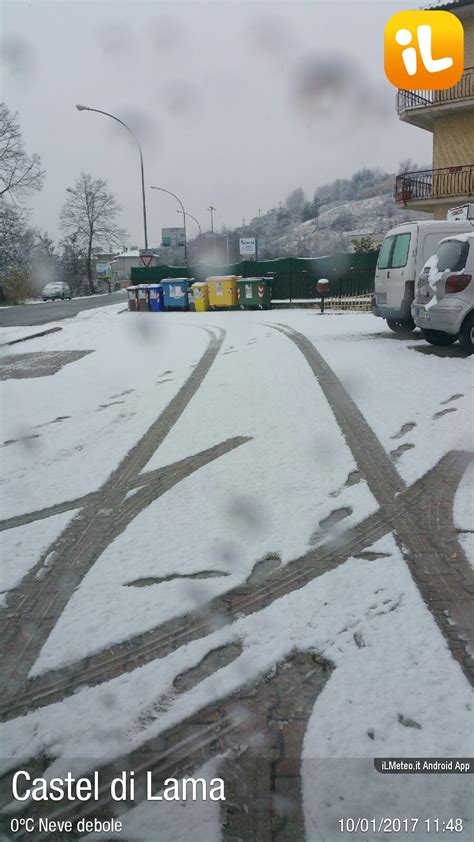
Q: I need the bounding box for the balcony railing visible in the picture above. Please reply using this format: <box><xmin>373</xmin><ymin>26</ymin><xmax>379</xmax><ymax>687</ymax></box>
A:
<box><xmin>395</xmin><ymin>165</ymin><xmax>474</xmax><ymax>204</ymax></box>
<box><xmin>397</xmin><ymin>67</ymin><xmax>474</xmax><ymax>113</ymax></box>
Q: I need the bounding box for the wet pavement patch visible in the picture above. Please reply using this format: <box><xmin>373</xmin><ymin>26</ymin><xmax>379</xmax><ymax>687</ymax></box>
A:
<box><xmin>126</xmin><ymin>570</ymin><xmax>229</xmax><ymax>587</ymax></box>
<box><xmin>390</xmin><ymin>443</ymin><xmax>415</xmax><ymax>461</ymax></box>
<box><xmin>433</xmin><ymin>407</ymin><xmax>458</xmax><ymax>420</ymax></box>
<box><xmin>173</xmin><ymin>642</ymin><xmax>243</xmax><ymax>693</ymax></box>
<box><xmin>0</xmin><ymin>351</ymin><xmax>93</xmax><ymax>380</ymax></box>
<box><xmin>409</xmin><ymin>345</ymin><xmax>470</xmax><ymax>358</ymax></box>
<box><xmin>391</xmin><ymin>421</ymin><xmax>417</xmax><ymax>440</ymax></box>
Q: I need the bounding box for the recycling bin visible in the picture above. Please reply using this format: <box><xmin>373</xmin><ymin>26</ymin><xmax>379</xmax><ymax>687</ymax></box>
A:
<box><xmin>192</xmin><ymin>282</ymin><xmax>209</xmax><ymax>312</ymax></box>
<box><xmin>137</xmin><ymin>284</ymin><xmax>150</xmax><ymax>312</ymax></box>
<box><xmin>237</xmin><ymin>277</ymin><xmax>272</xmax><ymax>310</ymax></box>
<box><xmin>148</xmin><ymin>284</ymin><xmax>164</xmax><ymax>312</ymax></box>
<box><xmin>126</xmin><ymin>286</ymin><xmax>138</xmax><ymax>312</ymax></box>
<box><xmin>207</xmin><ymin>276</ymin><xmax>239</xmax><ymax>309</ymax></box>
<box><xmin>160</xmin><ymin>278</ymin><xmax>190</xmax><ymax>310</ymax></box>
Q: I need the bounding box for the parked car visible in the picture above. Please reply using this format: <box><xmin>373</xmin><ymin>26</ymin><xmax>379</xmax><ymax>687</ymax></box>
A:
<box><xmin>372</xmin><ymin>221</ymin><xmax>472</xmax><ymax>334</ymax></box>
<box><xmin>42</xmin><ymin>282</ymin><xmax>72</xmax><ymax>301</ymax></box>
<box><xmin>412</xmin><ymin>232</ymin><xmax>474</xmax><ymax>352</ymax></box>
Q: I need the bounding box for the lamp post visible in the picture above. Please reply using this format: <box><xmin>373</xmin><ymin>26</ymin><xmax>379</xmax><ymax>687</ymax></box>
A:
<box><xmin>75</xmin><ymin>104</ymin><xmax>148</xmax><ymax>250</ymax></box>
<box><xmin>178</xmin><ymin>210</ymin><xmax>201</xmax><ymax>238</ymax></box>
<box><xmin>150</xmin><ymin>186</ymin><xmax>187</xmax><ymax>264</ymax></box>
<box><xmin>207</xmin><ymin>206</ymin><xmax>216</xmax><ymax>233</ymax></box>
<box><xmin>178</xmin><ymin>210</ymin><xmax>202</xmax><ymax>261</ymax></box>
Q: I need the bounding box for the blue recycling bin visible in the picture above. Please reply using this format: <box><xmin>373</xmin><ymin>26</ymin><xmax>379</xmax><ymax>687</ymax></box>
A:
<box><xmin>160</xmin><ymin>278</ymin><xmax>191</xmax><ymax>310</ymax></box>
<box><xmin>149</xmin><ymin>284</ymin><xmax>164</xmax><ymax>312</ymax></box>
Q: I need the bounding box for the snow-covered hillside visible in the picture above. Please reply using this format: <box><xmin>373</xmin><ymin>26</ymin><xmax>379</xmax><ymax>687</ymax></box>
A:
<box><xmin>250</xmin><ymin>194</ymin><xmax>431</xmax><ymax>259</ymax></box>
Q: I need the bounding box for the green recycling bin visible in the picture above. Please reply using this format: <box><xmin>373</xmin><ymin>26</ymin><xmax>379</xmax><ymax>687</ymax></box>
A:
<box><xmin>237</xmin><ymin>277</ymin><xmax>272</xmax><ymax>310</ymax></box>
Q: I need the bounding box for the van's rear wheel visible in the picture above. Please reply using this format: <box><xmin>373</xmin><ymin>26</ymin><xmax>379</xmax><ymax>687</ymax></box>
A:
<box><xmin>386</xmin><ymin>318</ymin><xmax>415</xmax><ymax>334</ymax></box>
<box><xmin>421</xmin><ymin>329</ymin><xmax>457</xmax><ymax>347</ymax></box>
<box><xmin>458</xmin><ymin>313</ymin><xmax>474</xmax><ymax>354</ymax></box>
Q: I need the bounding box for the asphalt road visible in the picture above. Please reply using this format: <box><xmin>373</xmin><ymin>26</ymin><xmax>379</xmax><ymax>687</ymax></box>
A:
<box><xmin>0</xmin><ymin>291</ymin><xmax>127</xmax><ymax>327</ymax></box>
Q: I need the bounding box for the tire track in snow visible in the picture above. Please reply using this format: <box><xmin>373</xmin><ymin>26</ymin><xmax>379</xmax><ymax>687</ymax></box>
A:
<box><xmin>1</xmin><ymin>325</ymin><xmax>472</xmax><ymax>722</ymax></box>
<box><xmin>0</xmin><ymin>328</ymin><xmax>234</xmax><ymax>699</ymax></box>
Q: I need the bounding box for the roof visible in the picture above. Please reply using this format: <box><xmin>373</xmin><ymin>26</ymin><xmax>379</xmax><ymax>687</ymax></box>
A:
<box><xmin>424</xmin><ymin>0</ymin><xmax>473</xmax><ymax>10</ymax></box>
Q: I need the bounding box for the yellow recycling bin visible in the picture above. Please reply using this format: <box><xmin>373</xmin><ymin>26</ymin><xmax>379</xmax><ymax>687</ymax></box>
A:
<box><xmin>191</xmin><ymin>282</ymin><xmax>209</xmax><ymax>312</ymax></box>
<box><xmin>206</xmin><ymin>275</ymin><xmax>239</xmax><ymax>309</ymax></box>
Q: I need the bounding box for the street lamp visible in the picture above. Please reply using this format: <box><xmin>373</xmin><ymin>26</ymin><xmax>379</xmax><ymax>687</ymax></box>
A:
<box><xmin>177</xmin><ymin>209</ymin><xmax>202</xmax><ymax>237</ymax></box>
<box><xmin>75</xmin><ymin>104</ymin><xmax>148</xmax><ymax>250</ymax></box>
<box><xmin>150</xmin><ymin>186</ymin><xmax>187</xmax><ymax>264</ymax></box>
<box><xmin>207</xmin><ymin>206</ymin><xmax>216</xmax><ymax>233</ymax></box>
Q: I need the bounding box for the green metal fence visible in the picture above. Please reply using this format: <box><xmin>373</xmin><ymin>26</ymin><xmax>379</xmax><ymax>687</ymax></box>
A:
<box><xmin>131</xmin><ymin>252</ymin><xmax>378</xmax><ymax>300</ymax></box>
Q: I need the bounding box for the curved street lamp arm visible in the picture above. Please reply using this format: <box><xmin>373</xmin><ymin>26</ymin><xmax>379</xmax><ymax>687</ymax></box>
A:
<box><xmin>186</xmin><ymin>212</ymin><xmax>202</xmax><ymax>237</ymax></box>
<box><xmin>150</xmin><ymin>186</ymin><xmax>188</xmax><ymax>263</ymax></box>
<box><xmin>176</xmin><ymin>209</ymin><xmax>202</xmax><ymax>238</ymax></box>
<box><xmin>76</xmin><ymin>105</ymin><xmax>148</xmax><ymax>249</ymax></box>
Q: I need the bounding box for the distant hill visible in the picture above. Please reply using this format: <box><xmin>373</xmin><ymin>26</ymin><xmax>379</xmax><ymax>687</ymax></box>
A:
<box><xmin>248</xmin><ymin>193</ymin><xmax>431</xmax><ymax>259</ymax></box>
<box><xmin>160</xmin><ymin>166</ymin><xmax>432</xmax><ymax>266</ymax></box>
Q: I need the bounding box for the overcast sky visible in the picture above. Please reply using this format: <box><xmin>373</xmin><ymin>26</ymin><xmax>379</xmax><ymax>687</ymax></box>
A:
<box><xmin>1</xmin><ymin>0</ymin><xmax>432</xmax><ymax>247</ymax></box>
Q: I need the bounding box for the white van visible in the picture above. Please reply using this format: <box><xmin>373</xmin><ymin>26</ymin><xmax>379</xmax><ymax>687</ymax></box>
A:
<box><xmin>372</xmin><ymin>221</ymin><xmax>472</xmax><ymax>333</ymax></box>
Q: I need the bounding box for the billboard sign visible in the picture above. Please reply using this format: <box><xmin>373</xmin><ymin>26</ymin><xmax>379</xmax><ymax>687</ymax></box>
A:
<box><xmin>95</xmin><ymin>262</ymin><xmax>111</xmax><ymax>278</ymax></box>
<box><xmin>240</xmin><ymin>237</ymin><xmax>257</xmax><ymax>256</ymax></box>
<box><xmin>162</xmin><ymin>227</ymin><xmax>186</xmax><ymax>247</ymax></box>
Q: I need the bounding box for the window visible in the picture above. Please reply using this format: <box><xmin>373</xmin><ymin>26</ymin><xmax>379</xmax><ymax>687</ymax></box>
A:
<box><xmin>436</xmin><ymin>239</ymin><xmax>469</xmax><ymax>273</ymax></box>
<box><xmin>377</xmin><ymin>233</ymin><xmax>411</xmax><ymax>270</ymax></box>
<box><xmin>377</xmin><ymin>236</ymin><xmax>394</xmax><ymax>269</ymax></box>
<box><xmin>391</xmin><ymin>233</ymin><xmax>411</xmax><ymax>268</ymax></box>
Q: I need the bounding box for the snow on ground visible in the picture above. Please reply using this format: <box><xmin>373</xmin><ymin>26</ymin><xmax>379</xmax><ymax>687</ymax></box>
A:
<box><xmin>31</xmin><ymin>309</ymin><xmax>472</xmax><ymax>671</ymax></box>
<box><xmin>0</xmin><ymin>304</ymin><xmax>208</xmax><ymax>519</ymax></box>
<box><xmin>0</xmin><ymin>324</ymin><xmax>63</xmax><ymax>344</ymax></box>
<box><xmin>1</xmin><ymin>306</ymin><xmax>472</xmax><ymax>837</ymax></box>
<box><xmin>33</xmin><ymin>314</ymin><xmax>377</xmax><ymax>672</ymax></box>
<box><xmin>2</xmin><ymin>536</ymin><xmax>472</xmax><ymax>836</ymax></box>
<box><xmin>81</xmin><ymin>758</ymin><xmax>224</xmax><ymax>842</ymax></box>
<box><xmin>270</xmin><ymin>310</ymin><xmax>473</xmax><ymax>485</ymax></box>
<box><xmin>0</xmin><ymin>511</ymin><xmax>77</xmax><ymax>603</ymax></box>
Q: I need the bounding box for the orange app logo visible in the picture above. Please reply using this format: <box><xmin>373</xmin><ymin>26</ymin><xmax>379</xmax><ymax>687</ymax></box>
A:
<box><xmin>385</xmin><ymin>11</ymin><xmax>464</xmax><ymax>90</ymax></box>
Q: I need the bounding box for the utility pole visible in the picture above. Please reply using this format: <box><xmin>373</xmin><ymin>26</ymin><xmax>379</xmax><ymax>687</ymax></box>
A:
<box><xmin>207</xmin><ymin>206</ymin><xmax>216</xmax><ymax>233</ymax></box>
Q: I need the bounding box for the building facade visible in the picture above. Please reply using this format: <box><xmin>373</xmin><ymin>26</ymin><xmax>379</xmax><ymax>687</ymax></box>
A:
<box><xmin>110</xmin><ymin>250</ymin><xmax>159</xmax><ymax>285</ymax></box>
<box><xmin>395</xmin><ymin>0</ymin><xmax>474</xmax><ymax>219</ymax></box>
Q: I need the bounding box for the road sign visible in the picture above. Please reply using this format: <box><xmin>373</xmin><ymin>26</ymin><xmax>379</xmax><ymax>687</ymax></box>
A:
<box><xmin>162</xmin><ymin>227</ymin><xmax>186</xmax><ymax>247</ymax></box>
<box><xmin>240</xmin><ymin>237</ymin><xmax>257</xmax><ymax>256</ymax></box>
<box><xmin>95</xmin><ymin>262</ymin><xmax>111</xmax><ymax>278</ymax></box>
<box><xmin>139</xmin><ymin>253</ymin><xmax>154</xmax><ymax>268</ymax></box>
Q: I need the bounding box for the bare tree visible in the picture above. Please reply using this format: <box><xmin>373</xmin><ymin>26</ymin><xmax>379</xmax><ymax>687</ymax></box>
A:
<box><xmin>0</xmin><ymin>102</ymin><xmax>44</xmax><ymax>201</ymax></box>
<box><xmin>60</xmin><ymin>173</ymin><xmax>126</xmax><ymax>294</ymax></box>
<box><xmin>59</xmin><ymin>234</ymin><xmax>87</xmax><ymax>296</ymax></box>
